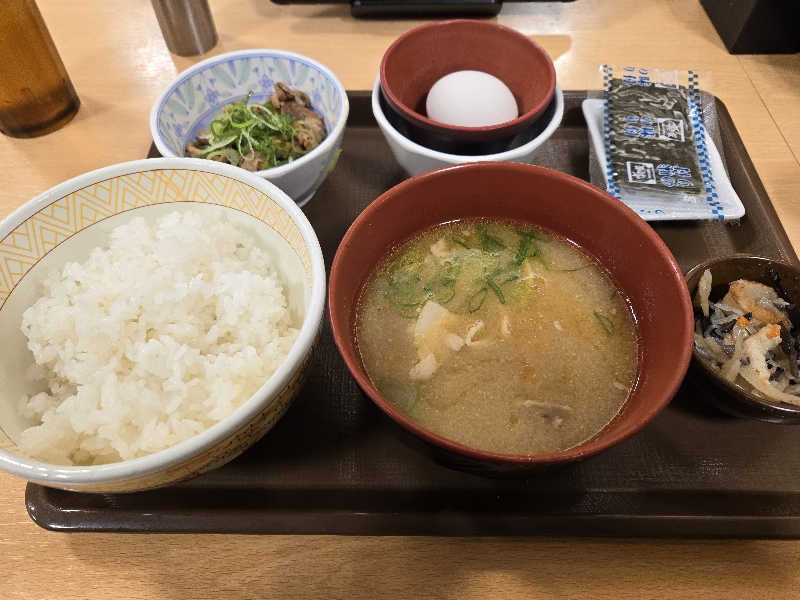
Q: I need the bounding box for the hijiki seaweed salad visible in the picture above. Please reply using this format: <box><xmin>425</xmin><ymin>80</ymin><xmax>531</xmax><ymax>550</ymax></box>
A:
<box><xmin>694</xmin><ymin>269</ymin><xmax>800</xmax><ymax>406</ymax></box>
<box><xmin>185</xmin><ymin>83</ymin><xmax>327</xmax><ymax>171</ymax></box>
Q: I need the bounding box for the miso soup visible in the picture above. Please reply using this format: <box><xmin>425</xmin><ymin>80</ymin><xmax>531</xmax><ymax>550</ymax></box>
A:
<box><xmin>355</xmin><ymin>219</ymin><xmax>638</xmax><ymax>455</ymax></box>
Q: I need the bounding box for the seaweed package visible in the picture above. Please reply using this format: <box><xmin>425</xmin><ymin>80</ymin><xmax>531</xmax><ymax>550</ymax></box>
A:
<box><xmin>597</xmin><ymin>65</ymin><xmax>741</xmax><ymax>220</ymax></box>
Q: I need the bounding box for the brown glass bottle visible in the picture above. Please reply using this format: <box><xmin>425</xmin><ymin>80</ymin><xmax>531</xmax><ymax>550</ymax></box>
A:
<box><xmin>0</xmin><ymin>0</ymin><xmax>80</xmax><ymax>138</ymax></box>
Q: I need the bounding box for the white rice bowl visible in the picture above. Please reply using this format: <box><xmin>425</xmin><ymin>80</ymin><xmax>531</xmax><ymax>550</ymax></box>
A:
<box><xmin>0</xmin><ymin>159</ymin><xmax>325</xmax><ymax>492</ymax></box>
<box><xmin>19</xmin><ymin>210</ymin><xmax>299</xmax><ymax>466</ymax></box>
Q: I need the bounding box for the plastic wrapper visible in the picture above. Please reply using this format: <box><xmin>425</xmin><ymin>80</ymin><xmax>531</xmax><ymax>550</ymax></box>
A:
<box><xmin>586</xmin><ymin>65</ymin><xmax>744</xmax><ymax>221</ymax></box>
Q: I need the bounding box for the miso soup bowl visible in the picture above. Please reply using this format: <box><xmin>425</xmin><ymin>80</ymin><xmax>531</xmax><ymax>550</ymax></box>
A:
<box><xmin>0</xmin><ymin>158</ymin><xmax>325</xmax><ymax>492</ymax></box>
<box><xmin>329</xmin><ymin>162</ymin><xmax>693</xmax><ymax>474</ymax></box>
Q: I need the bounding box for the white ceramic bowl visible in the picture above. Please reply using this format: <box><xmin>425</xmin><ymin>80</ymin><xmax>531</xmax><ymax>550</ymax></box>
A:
<box><xmin>0</xmin><ymin>158</ymin><xmax>325</xmax><ymax>492</ymax></box>
<box><xmin>150</xmin><ymin>49</ymin><xmax>349</xmax><ymax>207</ymax></box>
<box><xmin>372</xmin><ymin>77</ymin><xmax>564</xmax><ymax>176</ymax></box>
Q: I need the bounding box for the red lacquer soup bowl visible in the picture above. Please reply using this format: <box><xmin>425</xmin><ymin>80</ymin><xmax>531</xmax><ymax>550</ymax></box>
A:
<box><xmin>329</xmin><ymin>162</ymin><xmax>693</xmax><ymax>474</ymax></box>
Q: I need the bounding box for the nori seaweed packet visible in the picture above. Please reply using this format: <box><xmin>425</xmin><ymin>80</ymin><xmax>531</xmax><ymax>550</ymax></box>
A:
<box><xmin>587</xmin><ymin>65</ymin><xmax>744</xmax><ymax>221</ymax></box>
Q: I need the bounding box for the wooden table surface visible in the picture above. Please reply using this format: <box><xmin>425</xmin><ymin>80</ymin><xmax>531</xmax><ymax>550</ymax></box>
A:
<box><xmin>2</xmin><ymin>1</ymin><xmax>799</xmax><ymax>598</ymax></box>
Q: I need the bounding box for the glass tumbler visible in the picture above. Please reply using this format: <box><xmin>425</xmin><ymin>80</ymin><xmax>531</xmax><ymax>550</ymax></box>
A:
<box><xmin>0</xmin><ymin>0</ymin><xmax>80</xmax><ymax>138</ymax></box>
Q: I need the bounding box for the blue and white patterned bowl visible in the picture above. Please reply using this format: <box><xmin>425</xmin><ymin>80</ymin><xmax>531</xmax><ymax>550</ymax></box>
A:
<box><xmin>150</xmin><ymin>50</ymin><xmax>349</xmax><ymax>207</ymax></box>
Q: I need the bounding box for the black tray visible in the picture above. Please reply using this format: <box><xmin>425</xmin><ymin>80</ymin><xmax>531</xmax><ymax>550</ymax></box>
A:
<box><xmin>25</xmin><ymin>91</ymin><xmax>800</xmax><ymax>537</ymax></box>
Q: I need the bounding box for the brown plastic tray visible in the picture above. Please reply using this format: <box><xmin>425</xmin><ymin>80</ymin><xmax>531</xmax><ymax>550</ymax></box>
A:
<box><xmin>24</xmin><ymin>91</ymin><xmax>800</xmax><ymax>537</ymax></box>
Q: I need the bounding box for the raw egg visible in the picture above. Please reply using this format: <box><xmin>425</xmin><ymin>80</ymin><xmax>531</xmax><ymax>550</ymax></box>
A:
<box><xmin>425</xmin><ymin>70</ymin><xmax>518</xmax><ymax>128</ymax></box>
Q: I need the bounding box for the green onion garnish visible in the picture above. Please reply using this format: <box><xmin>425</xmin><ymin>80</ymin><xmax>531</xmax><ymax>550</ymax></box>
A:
<box><xmin>513</xmin><ymin>236</ymin><xmax>532</xmax><ymax>266</ymax></box>
<box><xmin>487</xmin><ymin>279</ymin><xmax>505</xmax><ymax>304</ymax></box>
<box><xmin>593</xmin><ymin>311</ymin><xmax>615</xmax><ymax>335</ymax></box>
<box><xmin>516</xmin><ymin>229</ymin><xmax>549</xmax><ymax>242</ymax></box>
<box><xmin>468</xmin><ymin>288</ymin><xmax>488</xmax><ymax>312</ymax></box>
<box><xmin>191</xmin><ymin>91</ymin><xmax>311</xmax><ymax>169</ymax></box>
<box><xmin>451</xmin><ymin>236</ymin><xmax>470</xmax><ymax>249</ymax></box>
<box><xmin>477</xmin><ymin>222</ymin><xmax>505</xmax><ymax>252</ymax></box>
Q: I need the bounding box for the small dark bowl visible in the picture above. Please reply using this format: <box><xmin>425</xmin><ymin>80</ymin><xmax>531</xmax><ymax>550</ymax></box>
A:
<box><xmin>379</xmin><ymin>20</ymin><xmax>556</xmax><ymax>152</ymax></box>
<box><xmin>686</xmin><ymin>254</ymin><xmax>800</xmax><ymax>424</ymax></box>
<box><xmin>329</xmin><ymin>162</ymin><xmax>694</xmax><ymax>475</ymax></box>
<box><xmin>378</xmin><ymin>86</ymin><xmax>559</xmax><ymax>156</ymax></box>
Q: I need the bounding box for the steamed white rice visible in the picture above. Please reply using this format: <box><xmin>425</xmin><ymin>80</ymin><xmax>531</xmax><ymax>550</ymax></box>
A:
<box><xmin>18</xmin><ymin>211</ymin><xmax>299</xmax><ymax>466</ymax></box>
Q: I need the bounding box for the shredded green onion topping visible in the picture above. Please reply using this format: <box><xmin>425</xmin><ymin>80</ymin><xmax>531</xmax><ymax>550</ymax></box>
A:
<box><xmin>193</xmin><ymin>91</ymin><xmax>311</xmax><ymax>168</ymax></box>
<box><xmin>593</xmin><ymin>311</ymin><xmax>615</xmax><ymax>335</ymax></box>
<box><xmin>380</xmin><ymin>222</ymin><xmax>608</xmax><ymax>318</ymax></box>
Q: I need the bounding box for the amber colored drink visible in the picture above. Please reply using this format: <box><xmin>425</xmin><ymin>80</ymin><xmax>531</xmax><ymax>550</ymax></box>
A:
<box><xmin>0</xmin><ymin>0</ymin><xmax>80</xmax><ymax>138</ymax></box>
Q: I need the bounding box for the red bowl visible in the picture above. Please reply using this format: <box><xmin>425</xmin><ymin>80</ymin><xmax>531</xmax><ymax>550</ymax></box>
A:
<box><xmin>379</xmin><ymin>20</ymin><xmax>557</xmax><ymax>146</ymax></box>
<box><xmin>329</xmin><ymin>162</ymin><xmax>694</xmax><ymax>474</ymax></box>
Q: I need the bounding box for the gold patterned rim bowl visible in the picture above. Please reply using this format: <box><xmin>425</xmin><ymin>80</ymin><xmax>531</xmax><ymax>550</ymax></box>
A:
<box><xmin>0</xmin><ymin>158</ymin><xmax>326</xmax><ymax>492</ymax></box>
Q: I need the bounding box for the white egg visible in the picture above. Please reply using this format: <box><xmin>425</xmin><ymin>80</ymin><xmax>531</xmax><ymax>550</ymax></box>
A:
<box><xmin>425</xmin><ymin>70</ymin><xmax>519</xmax><ymax>128</ymax></box>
